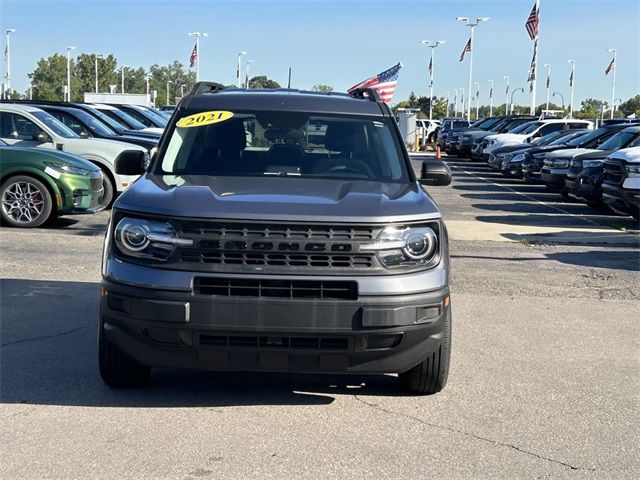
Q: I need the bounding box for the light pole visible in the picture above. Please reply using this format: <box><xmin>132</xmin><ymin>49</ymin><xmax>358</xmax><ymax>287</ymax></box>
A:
<box><xmin>166</xmin><ymin>81</ymin><xmax>170</xmax><ymax>105</ymax></box>
<box><xmin>420</xmin><ymin>40</ymin><xmax>446</xmax><ymax>120</ymax></box>
<box><xmin>188</xmin><ymin>32</ymin><xmax>208</xmax><ymax>82</ymax></box>
<box><xmin>607</xmin><ymin>48</ymin><xmax>617</xmax><ymax>119</ymax></box>
<box><xmin>245</xmin><ymin>60</ymin><xmax>254</xmax><ymax>88</ymax></box>
<box><xmin>66</xmin><ymin>46</ymin><xmax>75</xmax><ymax>102</ymax></box>
<box><xmin>180</xmin><ymin>84</ymin><xmax>186</xmax><ymax>97</ymax></box>
<box><xmin>94</xmin><ymin>54</ymin><xmax>102</xmax><ymax>93</ymax></box>
<box><xmin>474</xmin><ymin>82</ymin><xmax>480</xmax><ymax>120</ymax></box>
<box><xmin>510</xmin><ymin>87</ymin><xmax>525</xmax><ymax>114</ymax></box>
<box><xmin>445</xmin><ymin>90</ymin><xmax>450</xmax><ymax>116</ymax></box>
<box><xmin>121</xmin><ymin>65</ymin><xmax>128</xmax><ymax>95</ymax></box>
<box><xmin>459</xmin><ymin>87</ymin><xmax>465</xmax><ymax>119</ymax></box>
<box><xmin>543</xmin><ymin>63</ymin><xmax>551</xmax><ymax>112</ymax></box>
<box><xmin>456</xmin><ymin>16</ymin><xmax>489</xmax><ymax>120</ymax></box>
<box><xmin>552</xmin><ymin>91</ymin><xmax>564</xmax><ymax>110</ymax></box>
<box><xmin>503</xmin><ymin>75</ymin><xmax>510</xmax><ymax>115</ymax></box>
<box><xmin>453</xmin><ymin>88</ymin><xmax>458</xmax><ymax>117</ymax></box>
<box><xmin>236</xmin><ymin>51</ymin><xmax>246</xmax><ymax>88</ymax></box>
<box><xmin>488</xmin><ymin>79</ymin><xmax>494</xmax><ymax>117</ymax></box>
<box><xmin>145</xmin><ymin>74</ymin><xmax>151</xmax><ymax>97</ymax></box>
<box><xmin>568</xmin><ymin>60</ymin><xmax>575</xmax><ymax>118</ymax></box>
<box><xmin>4</xmin><ymin>29</ymin><xmax>16</xmax><ymax>98</ymax></box>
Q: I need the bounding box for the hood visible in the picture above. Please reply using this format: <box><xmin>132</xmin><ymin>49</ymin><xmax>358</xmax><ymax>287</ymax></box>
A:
<box><xmin>608</xmin><ymin>146</ymin><xmax>640</xmax><ymax>163</ymax></box>
<box><xmin>493</xmin><ymin>144</ymin><xmax>534</xmax><ymax>155</ymax></box>
<box><xmin>0</xmin><ymin>145</ymin><xmax>100</xmax><ymax>172</ymax></box>
<box><xmin>461</xmin><ymin>130</ymin><xmax>493</xmax><ymax>140</ymax></box>
<box><xmin>141</xmin><ymin>127</ymin><xmax>164</xmax><ymax>135</ymax></box>
<box><xmin>574</xmin><ymin>149</ymin><xmax>613</xmax><ymax>160</ymax></box>
<box><xmin>492</xmin><ymin>133</ymin><xmax>529</xmax><ymax>145</ymax></box>
<box><xmin>61</xmin><ymin>137</ymin><xmax>147</xmax><ymax>156</ymax></box>
<box><xmin>123</xmin><ymin>129</ymin><xmax>161</xmax><ymax>139</ymax></box>
<box><xmin>546</xmin><ymin>148</ymin><xmax>597</xmax><ymax>159</ymax></box>
<box><xmin>115</xmin><ymin>175</ymin><xmax>441</xmax><ymax>224</ymax></box>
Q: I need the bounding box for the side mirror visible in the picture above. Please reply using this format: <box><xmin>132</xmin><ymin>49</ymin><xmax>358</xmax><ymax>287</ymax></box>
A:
<box><xmin>115</xmin><ymin>150</ymin><xmax>147</xmax><ymax>175</ymax></box>
<box><xmin>420</xmin><ymin>158</ymin><xmax>452</xmax><ymax>186</ymax></box>
<box><xmin>33</xmin><ymin>132</ymin><xmax>51</xmax><ymax>143</ymax></box>
<box><xmin>79</xmin><ymin>130</ymin><xmax>90</xmax><ymax>138</ymax></box>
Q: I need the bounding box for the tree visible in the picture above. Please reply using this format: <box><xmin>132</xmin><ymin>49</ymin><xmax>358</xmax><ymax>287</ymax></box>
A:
<box><xmin>576</xmin><ymin>97</ymin><xmax>607</xmax><ymax>119</ymax></box>
<box><xmin>248</xmin><ymin>75</ymin><xmax>281</xmax><ymax>89</ymax></box>
<box><xmin>29</xmin><ymin>53</ymin><xmax>69</xmax><ymax>101</ymax></box>
<box><xmin>74</xmin><ymin>53</ymin><xmax>118</xmax><ymax>100</ymax></box>
<box><xmin>619</xmin><ymin>95</ymin><xmax>640</xmax><ymax>117</ymax></box>
<box><xmin>407</xmin><ymin>91</ymin><xmax>418</xmax><ymax>108</ymax></box>
<box><xmin>148</xmin><ymin>61</ymin><xmax>195</xmax><ymax>106</ymax></box>
<box><xmin>312</xmin><ymin>84</ymin><xmax>333</xmax><ymax>93</ymax></box>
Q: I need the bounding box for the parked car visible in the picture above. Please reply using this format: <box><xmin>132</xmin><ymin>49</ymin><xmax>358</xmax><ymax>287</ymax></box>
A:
<box><xmin>0</xmin><ymin>139</ymin><xmax>103</xmax><ymax>227</ymax></box>
<box><xmin>0</xmin><ymin>103</ymin><xmax>147</xmax><ymax>207</ymax></box>
<box><xmin>541</xmin><ymin>125</ymin><xmax>640</xmax><ymax>193</ymax></box>
<box><xmin>602</xmin><ymin>146</ymin><xmax>640</xmax><ymax>220</ymax></box>
<box><xmin>450</xmin><ymin>115</ymin><xmax>517</xmax><ymax>157</ymax></box>
<box><xmin>487</xmin><ymin>129</ymin><xmax>587</xmax><ymax>175</ymax></box>
<box><xmin>522</xmin><ymin>123</ymin><xmax>639</xmax><ymax>183</ymax></box>
<box><xmin>91</xmin><ymin>104</ymin><xmax>164</xmax><ymax>135</ymax></box>
<box><xmin>482</xmin><ymin>119</ymin><xmax>593</xmax><ymax>158</ymax></box>
<box><xmin>417</xmin><ymin>119</ymin><xmax>440</xmax><ymax>145</ymax></box>
<box><xmin>469</xmin><ymin>116</ymin><xmax>537</xmax><ymax>160</ymax></box>
<box><xmin>34</xmin><ymin>104</ymin><xmax>158</xmax><ymax>151</ymax></box>
<box><xmin>565</xmin><ymin>126</ymin><xmax>640</xmax><ymax>206</ymax></box>
<box><xmin>99</xmin><ymin>82</ymin><xmax>453</xmax><ymax>395</ymax></box>
<box><xmin>110</xmin><ymin>104</ymin><xmax>168</xmax><ymax>129</ymax></box>
<box><xmin>435</xmin><ymin>118</ymin><xmax>471</xmax><ymax>150</ymax></box>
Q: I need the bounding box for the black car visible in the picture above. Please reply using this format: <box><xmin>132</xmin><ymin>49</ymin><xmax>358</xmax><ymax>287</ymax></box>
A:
<box><xmin>565</xmin><ymin>126</ymin><xmax>640</xmax><ymax>206</ymax></box>
<box><xmin>435</xmin><ymin>118</ymin><xmax>471</xmax><ymax>150</ymax></box>
<box><xmin>487</xmin><ymin>129</ymin><xmax>586</xmax><ymax>176</ymax></box>
<box><xmin>469</xmin><ymin>116</ymin><xmax>537</xmax><ymax>161</ymax></box>
<box><xmin>112</xmin><ymin>104</ymin><xmax>168</xmax><ymax>129</ymax></box>
<box><xmin>541</xmin><ymin>125</ymin><xmax>640</xmax><ymax>193</ymax></box>
<box><xmin>521</xmin><ymin>123</ymin><xmax>638</xmax><ymax>183</ymax></box>
<box><xmin>445</xmin><ymin>116</ymin><xmax>504</xmax><ymax>156</ymax></box>
<box><xmin>35</xmin><ymin>104</ymin><xmax>158</xmax><ymax>151</ymax></box>
<box><xmin>99</xmin><ymin>82</ymin><xmax>454</xmax><ymax>395</ymax></box>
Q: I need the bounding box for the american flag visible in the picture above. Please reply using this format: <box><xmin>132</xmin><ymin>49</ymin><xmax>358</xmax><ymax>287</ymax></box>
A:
<box><xmin>527</xmin><ymin>39</ymin><xmax>538</xmax><ymax>81</ymax></box>
<box><xmin>459</xmin><ymin>38</ymin><xmax>471</xmax><ymax>62</ymax></box>
<box><xmin>189</xmin><ymin>42</ymin><xmax>197</xmax><ymax>68</ymax></box>
<box><xmin>347</xmin><ymin>63</ymin><xmax>402</xmax><ymax>103</ymax></box>
<box><xmin>569</xmin><ymin>69</ymin><xmax>574</xmax><ymax>87</ymax></box>
<box><xmin>525</xmin><ymin>3</ymin><xmax>539</xmax><ymax>40</ymax></box>
<box><xmin>428</xmin><ymin>57</ymin><xmax>432</xmax><ymax>77</ymax></box>
<box><xmin>546</xmin><ymin>74</ymin><xmax>550</xmax><ymax>89</ymax></box>
<box><xmin>605</xmin><ymin>57</ymin><xmax>615</xmax><ymax>76</ymax></box>
<box><xmin>489</xmin><ymin>86</ymin><xmax>493</xmax><ymax>99</ymax></box>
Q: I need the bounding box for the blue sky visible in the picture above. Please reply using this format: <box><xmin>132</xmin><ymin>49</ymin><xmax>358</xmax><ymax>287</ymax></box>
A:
<box><xmin>2</xmin><ymin>0</ymin><xmax>639</xmax><ymax>107</ymax></box>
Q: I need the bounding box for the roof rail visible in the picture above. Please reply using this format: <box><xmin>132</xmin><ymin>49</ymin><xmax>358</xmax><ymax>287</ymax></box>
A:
<box><xmin>190</xmin><ymin>82</ymin><xmax>227</xmax><ymax>95</ymax></box>
<box><xmin>348</xmin><ymin>87</ymin><xmax>382</xmax><ymax>103</ymax></box>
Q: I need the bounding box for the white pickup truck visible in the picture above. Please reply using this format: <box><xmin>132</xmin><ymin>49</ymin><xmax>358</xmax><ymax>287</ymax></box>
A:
<box><xmin>0</xmin><ymin>103</ymin><xmax>146</xmax><ymax>207</ymax></box>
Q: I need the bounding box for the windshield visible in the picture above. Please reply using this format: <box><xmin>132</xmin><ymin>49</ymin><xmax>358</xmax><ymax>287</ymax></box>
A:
<box><xmin>551</xmin><ymin>130</ymin><xmax>587</xmax><ymax>145</ymax></box>
<box><xmin>100</xmin><ymin>108</ymin><xmax>147</xmax><ymax>130</ymax></box>
<box><xmin>138</xmin><ymin>107</ymin><xmax>168</xmax><ymax>127</ymax></box>
<box><xmin>597</xmin><ymin>131</ymin><xmax>639</xmax><ymax>151</ymax></box>
<box><xmin>505</xmin><ymin>119</ymin><xmax>534</xmax><ymax>132</ymax></box>
<box><xmin>32</xmin><ymin>111</ymin><xmax>79</xmax><ymax>138</ymax></box>
<box><xmin>158</xmin><ymin>111</ymin><xmax>410</xmax><ymax>183</ymax></box>
<box><xmin>510</xmin><ymin>121</ymin><xmax>542</xmax><ymax>134</ymax></box>
<box><xmin>68</xmin><ymin>108</ymin><xmax>116</xmax><ymax>136</ymax></box>
<box><xmin>532</xmin><ymin>130</ymin><xmax>568</xmax><ymax>146</ymax></box>
<box><xmin>565</xmin><ymin>128</ymin><xmax>608</xmax><ymax>147</ymax></box>
<box><xmin>82</xmin><ymin>106</ymin><xmax>126</xmax><ymax>133</ymax></box>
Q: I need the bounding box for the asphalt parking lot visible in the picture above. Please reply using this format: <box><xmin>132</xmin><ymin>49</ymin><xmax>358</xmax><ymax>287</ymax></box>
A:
<box><xmin>1</xmin><ymin>156</ymin><xmax>638</xmax><ymax>479</ymax></box>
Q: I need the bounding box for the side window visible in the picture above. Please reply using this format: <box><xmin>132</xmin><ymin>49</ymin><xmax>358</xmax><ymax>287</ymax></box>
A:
<box><xmin>539</xmin><ymin>123</ymin><xmax>564</xmax><ymax>136</ymax></box>
<box><xmin>0</xmin><ymin>113</ymin><xmax>42</xmax><ymax>140</ymax></box>
<box><xmin>628</xmin><ymin>135</ymin><xmax>640</xmax><ymax>148</ymax></box>
<box><xmin>125</xmin><ymin>109</ymin><xmax>152</xmax><ymax>127</ymax></box>
<box><xmin>53</xmin><ymin>113</ymin><xmax>86</xmax><ymax>136</ymax></box>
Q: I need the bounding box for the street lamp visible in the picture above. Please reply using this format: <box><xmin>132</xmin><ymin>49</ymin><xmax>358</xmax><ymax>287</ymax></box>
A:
<box><xmin>488</xmin><ymin>79</ymin><xmax>494</xmax><ymax>117</ymax></box>
<box><xmin>420</xmin><ymin>40</ymin><xmax>446</xmax><ymax>120</ymax></box>
<box><xmin>453</xmin><ymin>88</ymin><xmax>458</xmax><ymax>117</ymax></box>
<box><xmin>474</xmin><ymin>82</ymin><xmax>480</xmax><ymax>120</ymax></box>
<box><xmin>66</xmin><ymin>46</ymin><xmax>75</xmax><ymax>102</ymax></box>
<box><xmin>145</xmin><ymin>73</ymin><xmax>151</xmax><ymax>97</ymax></box>
<box><xmin>503</xmin><ymin>75</ymin><xmax>510</xmax><ymax>115</ymax></box>
<box><xmin>237</xmin><ymin>51</ymin><xmax>247</xmax><ymax>88</ymax></box>
<box><xmin>166</xmin><ymin>81</ymin><xmax>171</xmax><ymax>105</ymax></box>
<box><xmin>459</xmin><ymin>87</ymin><xmax>465</xmax><ymax>118</ymax></box>
<box><xmin>456</xmin><ymin>16</ymin><xmax>490</xmax><ymax>120</ymax></box>
<box><xmin>188</xmin><ymin>32</ymin><xmax>208</xmax><ymax>82</ymax></box>
<box><xmin>567</xmin><ymin>60</ymin><xmax>576</xmax><ymax>118</ymax></box>
<box><xmin>180</xmin><ymin>84</ymin><xmax>186</xmax><ymax>97</ymax></box>
<box><xmin>245</xmin><ymin>60</ymin><xmax>254</xmax><ymax>88</ymax></box>
<box><xmin>510</xmin><ymin>87</ymin><xmax>525</xmax><ymax>114</ymax></box>
<box><xmin>543</xmin><ymin>64</ymin><xmax>551</xmax><ymax>112</ymax></box>
<box><xmin>94</xmin><ymin>54</ymin><xmax>103</xmax><ymax>93</ymax></box>
<box><xmin>121</xmin><ymin>65</ymin><xmax>128</xmax><ymax>94</ymax></box>
<box><xmin>552</xmin><ymin>91</ymin><xmax>565</xmax><ymax>110</ymax></box>
<box><xmin>4</xmin><ymin>29</ymin><xmax>17</xmax><ymax>98</ymax></box>
<box><xmin>607</xmin><ymin>48</ymin><xmax>617</xmax><ymax>119</ymax></box>
<box><xmin>445</xmin><ymin>90</ymin><xmax>450</xmax><ymax>116</ymax></box>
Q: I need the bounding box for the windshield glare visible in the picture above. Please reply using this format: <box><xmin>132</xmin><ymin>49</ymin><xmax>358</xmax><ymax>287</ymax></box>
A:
<box><xmin>32</xmin><ymin>111</ymin><xmax>79</xmax><ymax>138</ymax></box>
<box><xmin>597</xmin><ymin>131</ymin><xmax>638</xmax><ymax>151</ymax></box>
<box><xmin>158</xmin><ymin>111</ymin><xmax>409</xmax><ymax>182</ymax></box>
<box><xmin>70</xmin><ymin>109</ymin><xmax>116</xmax><ymax>136</ymax></box>
<box><xmin>510</xmin><ymin>121</ymin><xmax>541</xmax><ymax>134</ymax></box>
<box><xmin>566</xmin><ymin>128</ymin><xmax>606</xmax><ymax>147</ymax></box>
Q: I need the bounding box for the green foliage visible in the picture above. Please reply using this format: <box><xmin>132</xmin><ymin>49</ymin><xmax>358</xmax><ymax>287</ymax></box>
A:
<box><xmin>407</xmin><ymin>91</ymin><xmax>418</xmax><ymax>108</ymax></box>
<box><xmin>248</xmin><ymin>75</ymin><xmax>281</xmax><ymax>89</ymax></box>
<box><xmin>312</xmin><ymin>84</ymin><xmax>333</xmax><ymax>93</ymax></box>
<box><xmin>29</xmin><ymin>53</ymin><xmax>69</xmax><ymax>101</ymax></box>
<box><xmin>619</xmin><ymin>95</ymin><xmax>640</xmax><ymax>117</ymax></box>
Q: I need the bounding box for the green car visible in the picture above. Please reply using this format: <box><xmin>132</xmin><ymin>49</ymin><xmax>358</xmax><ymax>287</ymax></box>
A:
<box><xmin>0</xmin><ymin>139</ymin><xmax>104</xmax><ymax>227</ymax></box>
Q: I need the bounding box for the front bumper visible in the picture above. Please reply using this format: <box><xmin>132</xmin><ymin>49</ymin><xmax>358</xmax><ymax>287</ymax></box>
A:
<box><xmin>56</xmin><ymin>171</ymin><xmax>104</xmax><ymax>214</ymax></box>
<box><xmin>602</xmin><ymin>184</ymin><xmax>640</xmax><ymax>218</ymax></box>
<box><xmin>101</xmin><ymin>276</ymin><xmax>451</xmax><ymax>375</ymax></box>
<box><xmin>540</xmin><ymin>167</ymin><xmax>569</xmax><ymax>190</ymax></box>
<box><xmin>565</xmin><ymin>168</ymin><xmax>603</xmax><ymax>203</ymax></box>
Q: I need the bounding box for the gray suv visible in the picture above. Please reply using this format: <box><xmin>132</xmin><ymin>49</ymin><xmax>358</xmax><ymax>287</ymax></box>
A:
<box><xmin>99</xmin><ymin>83</ymin><xmax>453</xmax><ymax>395</ymax></box>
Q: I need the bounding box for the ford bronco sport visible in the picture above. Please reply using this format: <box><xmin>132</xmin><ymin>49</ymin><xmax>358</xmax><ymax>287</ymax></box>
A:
<box><xmin>99</xmin><ymin>83</ymin><xmax>453</xmax><ymax>394</ymax></box>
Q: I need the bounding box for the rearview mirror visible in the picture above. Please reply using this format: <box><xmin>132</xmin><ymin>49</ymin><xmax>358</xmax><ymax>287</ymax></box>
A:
<box><xmin>33</xmin><ymin>132</ymin><xmax>51</xmax><ymax>143</ymax></box>
<box><xmin>419</xmin><ymin>158</ymin><xmax>452</xmax><ymax>186</ymax></box>
<box><xmin>115</xmin><ymin>150</ymin><xmax>147</xmax><ymax>175</ymax></box>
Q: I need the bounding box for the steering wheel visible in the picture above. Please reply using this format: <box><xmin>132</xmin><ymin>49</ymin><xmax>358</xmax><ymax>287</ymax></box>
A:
<box><xmin>326</xmin><ymin>161</ymin><xmax>375</xmax><ymax>178</ymax></box>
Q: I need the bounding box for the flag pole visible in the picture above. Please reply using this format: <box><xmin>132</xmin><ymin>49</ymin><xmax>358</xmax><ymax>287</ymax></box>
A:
<box><xmin>608</xmin><ymin>48</ymin><xmax>617</xmax><ymax>119</ymax></box>
<box><xmin>568</xmin><ymin>59</ymin><xmax>575</xmax><ymax>118</ymax></box>
<box><xmin>488</xmin><ymin>79</ymin><xmax>493</xmax><ymax>117</ymax></box>
<box><xmin>530</xmin><ymin>0</ymin><xmax>540</xmax><ymax>115</ymax></box>
<box><xmin>544</xmin><ymin>63</ymin><xmax>551</xmax><ymax>112</ymax></box>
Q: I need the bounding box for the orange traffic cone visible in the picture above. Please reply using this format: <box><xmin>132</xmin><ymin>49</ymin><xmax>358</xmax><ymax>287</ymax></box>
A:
<box><xmin>436</xmin><ymin>146</ymin><xmax>441</xmax><ymax>159</ymax></box>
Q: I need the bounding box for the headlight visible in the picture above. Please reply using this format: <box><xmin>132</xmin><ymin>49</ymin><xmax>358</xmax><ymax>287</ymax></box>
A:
<box><xmin>626</xmin><ymin>165</ymin><xmax>640</xmax><ymax>177</ymax></box>
<box><xmin>511</xmin><ymin>153</ymin><xmax>525</xmax><ymax>162</ymax></box>
<box><xmin>486</xmin><ymin>140</ymin><xmax>495</xmax><ymax>146</ymax></box>
<box><xmin>360</xmin><ymin>226</ymin><xmax>439</xmax><ymax>269</ymax></box>
<box><xmin>533</xmin><ymin>153</ymin><xmax>546</xmax><ymax>159</ymax></box>
<box><xmin>552</xmin><ymin>160</ymin><xmax>570</xmax><ymax>168</ymax></box>
<box><xmin>114</xmin><ymin>217</ymin><xmax>192</xmax><ymax>261</ymax></box>
<box><xmin>44</xmin><ymin>162</ymin><xmax>92</xmax><ymax>176</ymax></box>
<box><xmin>583</xmin><ymin>160</ymin><xmax>603</xmax><ymax>168</ymax></box>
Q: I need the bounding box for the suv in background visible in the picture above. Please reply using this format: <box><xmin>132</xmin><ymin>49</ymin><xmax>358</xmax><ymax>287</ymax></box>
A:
<box><xmin>436</xmin><ymin>118</ymin><xmax>470</xmax><ymax>151</ymax></box>
<box><xmin>602</xmin><ymin>146</ymin><xmax>640</xmax><ymax>220</ymax></box>
<box><xmin>417</xmin><ymin>119</ymin><xmax>440</xmax><ymax>145</ymax></box>
<box><xmin>99</xmin><ymin>83</ymin><xmax>454</xmax><ymax>395</ymax></box>
<box><xmin>470</xmin><ymin>116</ymin><xmax>537</xmax><ymax>161</ymax></box>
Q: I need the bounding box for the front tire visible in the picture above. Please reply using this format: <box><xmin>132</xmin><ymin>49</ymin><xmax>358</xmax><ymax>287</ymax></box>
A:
<box><xmin>98</xmin><ymin>170</ymin><xmax>115</xmax><ymax>209</ymax></box>
<box><xmin>0</xmin><ymin>175</ymin><xmax>53</xmax><ymax>228</ymax></box>
<box><xmin>99</xmin><ymin>326</ymin><xmax>150</xmax><ymax>388</ymax></box>
<box><xmin>399</xmin><ymin>309</ymin><xmax>451</xmax><ymax>395</ymax></box>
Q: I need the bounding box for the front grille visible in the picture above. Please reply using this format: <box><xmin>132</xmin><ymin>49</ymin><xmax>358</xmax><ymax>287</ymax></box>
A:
<box><xmin>194</xmin><ymin>277</ymin><xmax>358</xmax><ymax>300</ymax></box>
<box><xmin>175</xmin><ymin>220</ymin><xmax>382</xmax><ymax>274</ymax></box>
<box><xmin>603</xmin><ymin>161</ymin><xmax>625</xmax><ymax>185</ymax></box>
<box><xmin>199</xmin><ymin>334</ymin><xmax>350</xmax><ymax>350</ymax></box>
<box><xmin>568</xmin><ymin>160</ymin><xmax>582</xmax><ymax>174</ymax></box>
